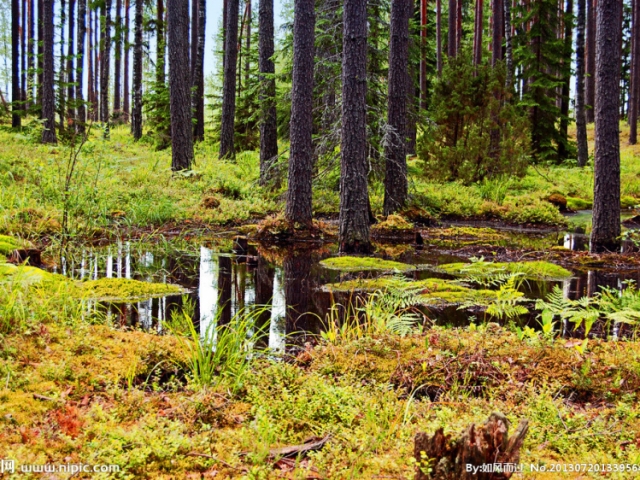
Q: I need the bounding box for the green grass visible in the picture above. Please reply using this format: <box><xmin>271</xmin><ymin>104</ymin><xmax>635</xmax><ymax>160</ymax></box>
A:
<box><xmin>320</xmin><ymin>256</ymin><xmax>416</xmax><ymax>272</ymax></box>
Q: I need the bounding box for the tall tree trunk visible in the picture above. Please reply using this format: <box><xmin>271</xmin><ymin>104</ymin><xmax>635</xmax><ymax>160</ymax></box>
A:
<box><xmin>93</xmin><ymin>7</ymin><xmax>100</xmax><ymax>120</ymax></box>
<box><xmin>27</xmin><ymin>0</ymin><xmax>34</xmax><ymax>109</ymax></box>
<box><xmin>219</xmin><ymin>0</ymin><xmax>240</xmax><ymax>159</ymax></box>
<box><xmin>504</xmin><ymin>0</ymin><xmax>513</xmax><ymax>87</ymax></box>
<box><xmin>591</xmin><ymin>0</ymin><xmax>621</xmax><ymax>252</ymax></box>
<box><xmin>558</xmin><ymin>0</ymin><xmax>573</xmax><ymax>160</ymax></box>
<box><xmin>585</xmin><ymin>0</ymin><xmax>596</xmax><ymax>122</ymax></box>
<box><xmin>21</xmin><ymin>0</ymin><xmax>26</xmax><ymax>107</ymax></box>
<box><xmin>258</xmin><ymin>0</ymin><xmax>278</xmax><ymax>184</ymax></box>
<box><xmin>455</xmin><ymin>0</ymin><xmax>462</xmax><ymax>53</ymax></box>
<box><xmin>76</xmin><ymin>0</ymin><xmax>86</xmax><ymax>131</ymax></box>
<box><xmin>87</xmin><ymin>6</ymin><xmax>94</xmax><ymax>120</ymax></box>
<box><xmin>192</xmin><ymin>0</ymin><xmax>206</xmax><ymax>141</ymax></box>
<box><xmin>167</xmin><ymin>0</ymin><xmax>194</xmax><ymax>170</ymax></box>
<box><xmin>436</xmin><ymin>0</ymin><xmax>442</xmax><ymax>73</ymax></box>
<box><xmin>447</xmin><ymin>0</ymin><xmax>456</xmax><ymax>57</ymax></box>
<box><xmin>383</xmin><ymin>0</ymin><xmax>411</xmax><ymax>215</ymax></box>
<box><xmin>575</xmin><ymin>0</ymin><xmax>588</xmax><ymax>165</ymax></box>
<box><xmin>131</xmin><ymin>0</ymin><xmax>143</xmax><ymax>139</ymax></box>
<box><xmin>339</xmin><ymin>0</ymin><xmax>370</xmax><ymax>253</ymax></box>
<box><xmin>284</xmin><ymin>0</ymin><xmax>316</xmax><ymax>225</ymax></box>
<box><xmin>245</xmin><ymin>0</ymin><xmax>251</xmax><ymax>85</ymax></box>
<box><xmin>99</xmin><ymin>0</ymin><xmax>112</xmax><ymax>126</ymax></box>
<box><xmin>58</xmin><ymin>0</ymin><xmax>66</xmax><ymax>134</ymax></box>
<box><xmin>41</xmin><ymin>0</ymin><xmax>56</xmax><ymax>143</ymax></box>
<box><xmin>156</xmin><ymin>0</ymin><xmax>165</xmax><ymax>85</ymax></box>
<box><xmin>37</xmin><ymin>0</ymin><xmax>43</xmax><ymax>109</ymax></box>
<box><xmin>190</xmin><ymin>0</ymin><xmax>197</xmax><ymax>77</ymax></box>
<box><xmin>473</xmin><ymin>0</ymin><xmax>483</xmax><ymax>66</ymax></box>
<box><xmin>420</xmin><ymin>0</ymin><xmax>427</xmax><ymax>108</ymax></box>
<box><xmin>114</xmin><ymin>0</ymin><xmax>122</xmax><ymax>111</ymax></box>
<box><xmin>492</xmin><ymin>0</ymin><xmax>503</xmax><ymax>65</ymax></box>
<box><xmin>67</xmin><ymin>0</ymin><xmax>75</xmax><ymax>123</ymax></box>
<box><xmin>630</xmin><ymin>0</ymin><xmax>640</xmax><ymax>145</ymax></box>
<box><xmin>11</xmin><ymin>0</ymin><xmax>20</xmax><ymax>127</ymax></box>
<box><xmin>123</xmin><ymin>0</ymin><xmax>130</xmax><ymax>116</ymax></box>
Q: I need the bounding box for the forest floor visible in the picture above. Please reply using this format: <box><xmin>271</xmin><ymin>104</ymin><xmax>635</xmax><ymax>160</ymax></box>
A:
<box><xmin>1</xmin><ymin>122</ymin><xmax>639</xmax><ymax>243</ymax></box>
<box><xmin>1</xmin><ymin>123</ymin><xmax>640</xmax><ymax>478</ymax></box>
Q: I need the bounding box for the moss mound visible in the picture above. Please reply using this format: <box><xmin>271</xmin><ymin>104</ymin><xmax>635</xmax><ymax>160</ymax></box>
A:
<box><xmin>566</xmin><ymin>197</ymin><xmax>592</xmax><ymax>210</ymax></box>
<box><xmin>0</xmin><ymin>235</ymin><xmax>29</xmax><ymax>256</ymax></box>
<box><xmin>371</xmin><ymin>214</ymin><xmax>414</xmax><ymax>231</ymax></box>
<box><xmin>79</xmin><ymin>278</ymin><xmax>183</xmax><ymax>301</ymax></box>
<box><xmin>320</xmin><ymin>256</ymin><xmax>415</xmax><ymax>272</ymax></box>
<box><xmin>438</xmin><ymin>259</ymin><xmax>572</xmax><ymax>280</ymax></box>
<box><xmin>0</xmin><ymin>264</ymin><xmax>59</xmax><ymax>284</ymax></box>
<box><xmin>325</xmin><ymin>277</ymin><xmax>498</xmax><ymax>306</ymax></box>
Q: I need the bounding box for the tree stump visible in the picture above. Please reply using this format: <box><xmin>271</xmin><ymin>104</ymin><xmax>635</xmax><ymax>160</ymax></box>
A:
<box><xmin>414</xmin><ymin>412</ymin><xmax>528</xmax><ymax>480</ymax></box>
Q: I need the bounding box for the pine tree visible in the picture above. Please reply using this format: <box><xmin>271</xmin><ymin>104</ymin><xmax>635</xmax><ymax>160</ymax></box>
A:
<box><xmin>447</xmin><ymin>0</ymin><xmax>456</xmax><ymax>57</ymax></box>
<box><xmin>585</xmin><ymin>0</ymin><xmax>595</xmax><ymax>122</ymax></box>
<box><xmin>99</xmin><ymin>0</ymin><xmax>112</xmax><ymax>128</ymax></box>
<box><xmin>383</xmin><ymin>0</ymin><xmax>411</xmax><ymax>215</ymax></box>
<box><xmin>66</xmin><ymin>0</ymin><xmax>75</xmax><ymax>123</ymax></box>
<box><xmin>558</xmin><ymin>0</ymin><xmax>574</xmax><ymax>161</ymax></box>
<box><xmin>473</xmin><ymin>0</ymin><xmax>483</xmax><ymax>66</ymax></box>
<box><xmin>591</xmin><ymin>0</ymin><xmax>621</xmax><ymax>252</ymax></box>
<box><xmin>285</xmin><ymin>0</ymin><xmax>316</xmax><ymax>225</ymax></box>
<box><xmin>123</xmin><ymin>0</ymin><xmax>130</xmax><ymax>116</ymax></box>
<box><xmin>339</xmin><ymin>0</ymin><xmax>371</xmax><ymax>253</ymax></box>
<box><xmin>131</xmin><ymin>0</ymin><xmax>143</xmax><ymax>139</ymax></box>
<box><xmin>630</xmin><ymin>0</ymin><xmax>640</xmax><ymax>144</ymax></box>
<box><xmin>167</xmin><ymin>0</ymin><xmax>193</xmax><ymax>170</ymax></box>
<box><xmin>258</xmin><ymin>0</ymin><xmax>278</xmax><ymax>184</ymax></box>
<box><xmin>219</xmin><ymin>0</ymin><xmax>240</xmax><ymax>159</ymax></box>
<box><xmin>11</xmin><ymin>0</ymin><xmax>20</xmax><ymax>127</ymax></box>
<box><xmin>76</xmin><ymin>0</ymin><xmax>86</xmax><ymax>131</ymax></box>
<box><xmin>41</xmin><ymin>0</ymin><xmax>56</xmax><ymax>143</ymax></box>
<box><xmin>114</xmin><ymin>0</ymin><xmax>122</xmax><ymax>112</ymax></box>
<box><xmin>575</xmin><ymin>0</ymin><xmax>588</xmax><ymax>165</ymax></box>
<box><xmin>192</xmin><ymin>0</ymin><xmax>206</xmax><ymax>142</ymax></box>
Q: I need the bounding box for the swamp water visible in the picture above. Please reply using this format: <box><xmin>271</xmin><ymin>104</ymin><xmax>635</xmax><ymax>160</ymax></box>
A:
<box><xmin>51</xmin><ymin>228</ymin><xmax>640</xmax><ymax>343</ymax></box>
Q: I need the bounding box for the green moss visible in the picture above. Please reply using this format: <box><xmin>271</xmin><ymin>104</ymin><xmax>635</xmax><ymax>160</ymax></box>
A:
<box><xmin>438</xmin><ymin>259</ymin><xmax>572</xmax><ymax>280</ymax></box>
<box><xmin>320</xmin><ymin>256</ymin><xmax>415</xmax><ymax>272</ymax></box>
<box><xmin>0</xmin><ymin>263</ymin><xmax>59</xmax><ymax>284</ymax></box>
<box><xmin>0</xmin><ymin>235</ymin><xmax>28</xmax><ymax>256</ymax></box>
<box><xmin>371</xmin><ymin>214</ymin><xmax>414</xmax><ymax>231</ymax></box>
<box><xmin>79</xmin><ymin>278</ymin><xmax>183</xmax><ymax>300</ymax></box>
<box><xmin>621</xmin><ymin>195</ymin><xmax>639</xmax><ymax>209</ymax></box>
<box><xmin>324</xmin><ymin>276</ymin><xmax>498</xmax><ymax>306</ymax></box>
<box><xmin>566</xmin><ymin>196</ymin><xmax>592</xmax><ymax>210</ymax></box>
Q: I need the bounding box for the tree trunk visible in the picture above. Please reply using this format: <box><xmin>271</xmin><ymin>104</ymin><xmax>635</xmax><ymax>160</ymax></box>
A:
<box><xmin>420</xmin><ymin>0</ymin><xmax>427</xmax><ymax>107</ymax></box>
<box><xmin>94</xmin><ymin>7</ymin><xmax>100</xmax><ymax>120</ymax></box>
<box><xmin>131</xmin><ymin>0</ymin><xmax>143</xmax><ymax>139</ymax></box>
<box><xmin>504</xmin><ymin>0</ymin><xmax>513</xmax><ymax>87</ymax></box>
<box><xmin>76</xmin><ymin>0</ymin><xmax>86</xmax><ymax>131</ymax></box>
<box><xmin>219</xmin><ymin>0</ymin><xmax>240</xmax><ymax>159</ymax></box>
<box><xmin>41</xmin><ymin>0</ymin><xmax>56</xmax><ymax>143</ymax></box>
<box><xmin>492</xmin><ymin>0</ymin><xmax>503</xmax><ymax>65</ymax></box>
<box><xmin>473</xmin><ymin>0</ymin><xmax>483</xmax><ymax>66</ymax></box>
<box><xmin>436</xmin><ymin>0</ymin><xmax>442</xmax><ymax>73</ymax></box>
<box><xmin>447</xmin><ymin>0</ymin><xmax>456</xmax><ymax>56</ymax></box>
<box><xmin>167</xmin><ymin>0</ymin><xmax>194</xmax><ymax>171</ymax></box>
<box><xmin>114</xmin><ymin>0</ymin><xmax>122</xmax><ymax>112</ymax></box>
<box><xmin>591</xmin><ymin>0</ymin><xmax>621</xmax><ymax>253</ymax></box>
<box><xmin>67</xmin><ymin>0</ymin><xmax>75</xmax><ymax>123</ymax></box>
<box><xmin>339</xmin><ymin>0</ymin><xmax>371</xmax><ymax>253</ymax></box>
<box><xmin>585</xmin><ymin>0</ymin><xmax>596</xmax><ymax>122</ymax></box>
<box><xmin>87</xmin><ymin>6</ymin><xmax>94</xmax><ymax>120</ymax></box>
<box><xmin>245</xmin><ymin>0</ymin><xmax>251</xmax><ymax>85</ymax></box>
<box><xmin>156</xmin><ymin>0</ymin><xmax>164</xmax><ymax>85</ymax></box>
<box><xmin>575</xmin><ymin>0</ymin><xmax>588</xmax><ymax>165</ymax></box>
<box><xmin>123</xmin><ymin>0</ymin><xmax>130</xmax><ymax>116</ymax></box>
<box><xmin>37</xmin><ymin>0</ymin><xmax>43</xmax><ymax>109</ymax></box>
<box><xmin>11</xmin><ymin>0</ymin><xmax>20</xmax><ymax>127</ymax></box>
<box><xmin>284</xmin><ymin>250</ymin><xmax>313</xmax><ymax>335</ymax></box>
<box><xmin>258</xmin><ymin>0</ymin><xmax>278</xmax><ymax>184</ymax></box>
<box><xmin>27</xmin><ymin>0</ymin><xmax>34</xmax><ymax>110</ymax></box>
<box><xmin>217</xmin><ymin>256</ymin><xmax>232</xmax><ymax>325</ymax></box>
<box><xmin>192</xmin><ymin>0</ymin><xmax>206</xmax><ymax>142</ymax></box>
<box><xmin>20</xmin><ymin>0</ymin><xmax>26</xmax><ymax>107</ymax></box>
<box><xmin>191</xmin><ymin>0</ymin><xmax>198</xmax><ymax>78</ymax></box>
<box><xmin>630</xmin><ymin>0</ymin><xmax>640</xmax><ymax>145</ymax></box>
<box><xmin>58</xmin><ymin>0</ymin><xmax>66</xmax><ymax>134</ymax></box>
<box><xmin>558</xmin><ymin>0</ymin><xmax>573</xmax><ymax>160</ymax></box>
<box><xmin>383</xmin><ymin>0</ymin><xmax>411</xmax><ymax>215</ymax></box>
<box><xmin>456</xmin><ymin>0</ymin><xmax>462</xmax><ymax>53</ymax></box>
<box><xmin>100</xmin><ymin>0</ymin><xmax>112</xmax><ymax>126</ymax></box>
<box><xmin>284</xmin><ymin>0</ymin><xmax>315</xmax><ymax>225</ymax></box>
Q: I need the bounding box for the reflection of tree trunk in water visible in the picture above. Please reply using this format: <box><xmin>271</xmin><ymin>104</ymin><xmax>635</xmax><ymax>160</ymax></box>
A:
<box><xmin>587</xmin><ymin>270</ymin><xmax>618</xmax><ymax>297</ymax></box>
<box><xmin>235</xmin><ymin>261</ymin><xmax>246</xmax><ymax>312</ymax></box>
<box><xmin>217</xmin><ymin>256</ymin><xmax>232</xmax><ymax>325</ymax></box>
<box><xmin>284</xmin><ymin>251</ymin><xmax>313</xmax><ymax>335</ymax></box>
<box><xmin>255</xmin><ymin>255</ymin><xmax>275</xmax><ymax>335</ymax></box>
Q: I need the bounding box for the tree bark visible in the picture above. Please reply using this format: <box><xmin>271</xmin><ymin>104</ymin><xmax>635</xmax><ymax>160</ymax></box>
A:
<box><xmin>591</xmin><ymin>0</ymin><xmax>621</xmax><ymax>253</ymax></box>
<box><xmin>285</xmin><ymin>0</ymin><xmax>315</xmax><ymax>225</ymax></box>
<box><xmin>420</xmin><ymin>0</ymin><xmax>427</xmax><ymax>107</ymax></box>
<box><xmin>27</xmin><ymin>0</ymin><xmax>34</xmax><ymax>109</ymax></box>
<box><xmin>436</xmin><ymin>0</ymin><xmax>442</xmax><ymax>73</ymax></box>
<box><xmin>339</xmin><ymin>0</ymin><xmax>371</xmax><ymax>253</ymax></box>
<box><xmin>167</xmin><ymin>0</ymin><xmax>194</xmax><ymax>170</ymax></box>
<box><xmin>630</xmin><ymin>0</ymin><xmax>640</xmax><ymax>145</ymax></box>
<box><xmin>67</xmin><ymin>0</ymin><xmax>75</xmax><ymax>122</ymax></box>
<box><xmin>76</xmin><ymin>0</ymin><xmax>86</xmax><ymax>131</ymax></box>
<box><xmin>504</xmin><ymin>0</ymin><xmax>513</xmax><ymax>87</ymax></box>
<box><xmin>575</xmin><ymin>0</ymin><xmax>588</xmax><ymax>165</ymax></box>
<box><xmin>192</xmin><ymin>0</ymin><xmax>206</xmax><ymax>142</ymax></box>
<box><xmin>258</xmin><ymin>0</ymin><xmax>278</xmax><ymax>184</ymax></box>
<box><xmin>156</xmin><ymin>0</ymin><xmax>165</xmax><ymax>86</ymax></box>
<box><xmin>41</xmin><ymin>0</ymin><xmax>56</xmax><ymax>143</ymax></box>
<box><xmin>11</xmin><ymin>0</ymin><xmax>20</xmax><ymax>127</ymax></box>
<box><xmin>447</xmin><ymin>0</ymin><xmax>456</xmax><ymax>56</ymax></box>
<box><xmin>99</xmin><ymin>0</ymin><xmax>112</xmax><ymax>125</ymax></box>
<box><xmin>245</xmin><ymin>0</ymin><xmax>251</xmax><ymax>85</ymax></box>
<box><xmin>219</xmin><ymin>0</ymin><xmax>240</xmax><ymax>159</ymax></box>
<box><xmin>383</xmin><ymin>0</ymin><xmax>411</xmax><ymax>215</ymax></box>
<box><xmin>473</xmin><ymin>0</ymin><xmax>483</xmax><ymax>66</ymax></box>
<box><xmin>492</xmin><ymin>0</ymin><xmax>503</xmax><ymax>65</ymax></box>
<box><xmin>20</xmin><ymin>0</ymin><xmax>26</xmax><ymax>107</ymax></box>
<box><xmin>558</xmin><ymin>0</ymin><xmax>573</xmax><ymax>160</ymax></box>
<box><xmin>87</xmin><ymin>6</ymin><xmax>94</xmax><ymax>120</ymax></box>
<box><xmin>58</xmin><ymin>0</ymin><xmax>65</xmax><ymax>133</ymax></box>
<box><xmin>191</xmin><ymin>0</ymin><xmax>198</xmax><ymax>77</ymax></box>
<box><xmin>585</xmin><ymin>0</ymin><xmax>596</xmax><ymax>122</ymax></box>
<box><xmin>131</xmin><ymin>0</ymin><xmax>143</xmax><ymax>139</ymax></box>
<box><xmin>37</xmin><ymin>0</ymin><xmax>43</xmax><ymax>109</ymax></box>
<box><xmin>114</xmin><ymin>0</ymin><xmax>122</xmax><ymax>111</ymax></box>
<box><xmin>123</xmin><ymin>0</ymin><xmax>130</xmax><ymax>116</ymax></box>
